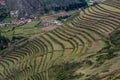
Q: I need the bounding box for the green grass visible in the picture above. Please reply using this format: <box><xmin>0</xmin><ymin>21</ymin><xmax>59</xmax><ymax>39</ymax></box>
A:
<box><xmin>0</xmin><ymin>21</ymin><xmax>44</xmax><ymax>40</ymax></box>
<box><xmin>34</xmin><ymin>22</ymin><xmax>44</xmax><ymax>28</ymax></box>
<box><xmin>3</xmin><ymin>17</ymin><xmax>17</xmax><ymax>22</ymax></box>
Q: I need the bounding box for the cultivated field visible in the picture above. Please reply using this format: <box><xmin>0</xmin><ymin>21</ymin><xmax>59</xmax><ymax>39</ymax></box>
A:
<box><xmin>0</xmin><ymin>0</ymin><xmax>120</xmax><ymax>80</ymax></box>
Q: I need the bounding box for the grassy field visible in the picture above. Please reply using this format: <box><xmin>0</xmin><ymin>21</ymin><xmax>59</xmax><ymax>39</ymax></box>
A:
<box><xmin>0</xmin><ymin>21</ymin><xmax>44</xmax><ymax>40</ymax></box>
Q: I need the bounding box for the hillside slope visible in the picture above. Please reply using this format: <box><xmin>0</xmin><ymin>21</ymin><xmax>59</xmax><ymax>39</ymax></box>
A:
<box><xmin>0</xmin><ymin>0</ymin><xmax>120</xmax><ymax>80</ymax></box>
<box><xmin>1</xmin><ymin>0</ymin><xmax>87</xmax><ymax>17</ymax></box>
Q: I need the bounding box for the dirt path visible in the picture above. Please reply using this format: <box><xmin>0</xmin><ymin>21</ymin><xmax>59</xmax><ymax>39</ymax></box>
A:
<box><xmin>41</xmin><ymin>25</ymin><xmax>60</xmax><ymax>31</ymax></box>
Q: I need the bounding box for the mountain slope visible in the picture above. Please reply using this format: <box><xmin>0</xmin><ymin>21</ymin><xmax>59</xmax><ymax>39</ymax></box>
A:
<box><xmin>0</xmin><ymin>0</ymin><xmax>120</xmax><ymax>80</ymax></box>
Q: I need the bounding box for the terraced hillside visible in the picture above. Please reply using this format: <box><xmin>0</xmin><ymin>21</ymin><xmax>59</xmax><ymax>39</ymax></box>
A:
<box><xmin>0</xmin><ymin>0</ymin><xmax>120</xmax><ymax>80</ymax></box>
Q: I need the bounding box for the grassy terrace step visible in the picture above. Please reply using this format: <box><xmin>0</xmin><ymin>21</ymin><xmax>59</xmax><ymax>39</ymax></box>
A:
<box><xmin>53</xmin><ymin>29</ymin><xmax>81</xmax><ymax>51</ymax></box>
<box><xmin>73</xmin><ymin>18</ymin><xmax>112</xmax><ymax>34</ymax></box>
<box><xmin>49</xmin><ymin>50</ymin><xmax>63</xmax><ymax>66</ymax></box>
<box><xmin>0</xmin><ymin>42</ymin><xmax>45</xmax><ymax>78</ymax></box>
<box><xmin>57</xmin><ymin>26</ymin><xmax>83</xmax><ymax>46</ymax></box>
<box><xmin>81</xmin><ymin>15</ymin><xmax>113</xmax><ymax>26</ymax></box>
<box><xmin>1</xmin><ymin>57</ymin><xmax>15</xmax><ymax>67</ymax></box>
<box><xmin>67</xmin><ymin>22</ymin><xmax>102</xmax><ymax>40</ymax></box>
<box><xmin>3</xmin><ymin>49</ymin><xmax>29</xmax><ymax>62</ymax></box>
<box><xmin>40</xmin><ymin>36</ymin><xmax>53</xmax><ymax>53</ymax></box>
<box><xmin>1</xmin><ymin>65</ymin><xmax>33</xmax><ymax>79</ymax></box>
<box><xmin>96</xmin><ymin>4</ymin><xmax>120</xmax><ymax>15</ymax></box>
<box><xmin>63</xmin><ymin>24</ymin><xmax>95</xmax><ymax>43</ymax></box>
<box><xmin>95</xmin><ymin>23</ymin><xmax>114</xmax><ymax>32</ymax></box>
<box><xmin>89</xmin><ymin>5</ymin><xmax>120</xmax><ymax>23</ymax></box>
<box><xmin>71</xmin><ymin>21</ymin><xmax>107</xmax><ymax>37</ymax></box>
<box><xmin>52</xmin><ymin>29</ymin><xmax>77</xmax><ymax>52</ymax></box>
<box><xmin>28</xmin><ymin>41</ymin><xmax>41</xmax><ymax>54</ymax></box>
<box><xmin>72</xmin><ymin>16</ymin><xmax>117</xmax><ymax>34</ymax></box>
<box><xmin>0</xmin><ymin>59</ymin><xmax>10</xmax><ymax>76</ymax></box>
<box><xmin>51</xmin><ymin>50</ymin><xmax>63</xmax><ymax>65</ymax></box>
<box><xmin>94</xmin><ymin>23</ymin><xmax>113</xmax><ymax>33</ymax></box>
<box><xmin>65</xmin><ymin>21</ymin><xmax>106</xmax><ymax>53</ymax></box>
<box><xmin>2</xmin><ymin>55</ymin><xmax>47</xmax><ymax>79</ymax></box>
<box><xmin>31</xmin><ymin>38</ymin><xmax>47</xmax><ymax>54</ymax></box>
<box><xmin>76</xmin><ymin>14</ymin><xmax>101</xmax><ymax>24</ymax></box>
<box><xmin>39</xmin><ymin>36</ymin><xmax>54</xmax><ymax>59</ymax></box>
<box><xmin>31</xmin><ymin>56</ymin><xmax>42</xmax><ymax>74</ymax></box>
<box><xmin>12</xmin><ymin>49</ymin><xmax>31</xmax><ymax>61</ymax></box>
<box><xmin>38</xmin><ymin>52</ymin><xmax>61</xmax><ymax>77</ymax></box>
<box><xmin>87</xmin><ymin>7</ymin><xmax>109</xmax><ymax>16</ymax></box>
<box><xmin>35</xmin><ymin>51</ymin><xmax>63</xmax><ymax>73</ymax></box>
<box><xmin>47</xmin><ymin>32</ymin><xmax>69</xmax><ymax>51</ymax></box>
<box><xmin>30</xmin><ymin>73</ymin><xmax>42</xmax><ymax>80</ymax></box>
<box><xmin>84</xmin><ymin>8</ymin><xmax>120</xmax><ymax>26</ymax></box>
<box><xmin>75</xmin><ymin>15</ymin><xmax>117</xmax><ymax>27</ymax></box>
<box><xmin>25</xmin><ymin>45</ymin><xmax>37</xmax><ymax>56</ymax></box>
<box><xmin>42</xmin><ymin>34</ymin><xmax>63</xmax><ymax>51</ymax></box>
<box><xmin>54</xmin><ymin>27</ymin><xmax>82</xmax><ymax>54</ymax></box>
<box><xmin>53</xmin><ymin>29</ymin><xmax>76</xmax><ymax>46</ymax></box>
<box><xmin>33</xmin><ymin>57</ymin><xmax>43</xmax><ymax>77</ymax></box>
<box><xmin>65</xmin><ymin>23</ymin><xmax>96</xmax><ymax>40</ymax></box>
<box><xmin>82</xmin><ymin>9</ymin><xmax>109</xmax><ymax>19</ymax></box>
<box><xmin>89</xmin><ymin>6</ymin><xmax>120</xmax><ymax>23</ymax></box>
<box><xmin>49</xmin><ymin>29</ymin><xmax>84</xmax><ymax>57</ymax></box>
<box><xmin>75</xmin><ymin>15</ymin><xmax>101</xmax><ymax>25</ymax></box>
<box><xmin>39</xmin><ymin>54</ymin><xmax>47</xmax><ymax>72</ymax></box>
<box><xmin>29</xmin><ymin>70</ymin><xmax>50</xmax><ymax>80</ymax></box>
<box><xmin>103</xmin><ymin>1</ymin><xmax>120</xmax><ymax>9</ymax></box>
<box><xmin>60</xmin><ymin>23</ymin><xmax>104</xmax><ymax>55</ymax></box>
<box><xmin>48</xmin><ymin>31</ymin><xmax>73</xmax><ymax>49</ymax></box>
<box><xmin>58</xmin><ymin>25</ymin><xmax>93</xmax><ymax>54</ymax></box>
<box><xmin>55</xmin><ymin>27</ymin><xmax>79</xmax><ymax>48</ymax></box>
<box><xmin>0</xmin><ymin>59</ymin><xmax>9</xmax><ymax>69</ymax></box>
<box><xmin>73</xmin><ymin>17</ymin><xmax>93</xmax><ymax>25</ymax></box>
<box><xmin>94</xmin><ymin>4</ymin><xmax>120</xmax><ymax>26</ymax></box>
<box><xmin>34</xmin><ymin>38</ymin><xmax>48</xmax><ymax>54</ymax></box>
<box><xmin>42</xmin><ymin>53</ymin><xmax>53</xmax><ymax>71</ymax></box>
<box><xmin>88</xmin><ymin>5</ymin><xmax>120</xmax><ymax>17</ymax></box>
<box><xmin>75</xmin><ymin>11</ymin><xmax>119</xmax><ymax>29</ymax></box>
<box><xmin>56</xmin><ymin>26</ymin><xmax>84</xmax><ymax>44</ymax></box>
<box><xmin>5</xmin><ymin>55</ymin><xmax>19</xmax><ymax>63</ymax></box>
<box><xmin>77</xmin><ymin>16</ymin><xmax>118</xmax><ymax>31</ymax></box>
<box><xmin>53</xmin><ymin>29</ymin><xmax>84</xmax><ymax>56</ymax></box>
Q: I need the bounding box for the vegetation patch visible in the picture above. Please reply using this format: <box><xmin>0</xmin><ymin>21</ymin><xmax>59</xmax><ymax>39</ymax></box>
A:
<box><xmin>49</xmin><ymin>62</ymin><xmax>82</xmax><ymax>80</ymax></box>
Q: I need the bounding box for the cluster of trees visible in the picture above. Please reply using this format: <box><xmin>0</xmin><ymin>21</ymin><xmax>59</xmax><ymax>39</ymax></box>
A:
<box><xmin>5</xmin><ymin>0</ymin><xmax>88</xmax><ymax>17</ymax></box>
<box><xmin>42</xmin><ymin>0</ymin><xmax>87</xmax><ymax>13</ymax></box>
<box><xmin>57</xmin><ymin>15</ymin><xmax>71</xmax><ymax>21</ymax></box>
<box><xmin>0</xmin><ymin>33</ymin><xmax>10</xmax><ymax>50</ymax></box>
<box><xmin>0</xmin><ymin>8</ymin><xmax>9</xmax><ymax>21</ymax></box>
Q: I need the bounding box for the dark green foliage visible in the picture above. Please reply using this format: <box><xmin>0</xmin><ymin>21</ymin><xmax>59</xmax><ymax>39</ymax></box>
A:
<box><xmin>82</xmin><ymin>59</ymin><xmax>93</xmax><ymax>66</ymax></box>
<box><xmin>49</xmin><ymin>62</ymin><xmax>82</xmax><ymax>80</ymax></box>
<box><xmin>0</xmin><ymin>33</ymin><xmax>10</xmax><ymax>50</ymax></box>
<box><xmin>57</xmin><ymin>15</ymin><xmax>71</xmax><ymax>21</ymax></box>
<box><xmin>85</xmin><ymin>75</ymin><xmax>99</xmax><ymax>80</ymax></box>
<box><xmin>0</xmin><ymin>8</ymin><xmax>9</xmax><ymax>21</ymax></box>
<box><xmin>34</xmin><ymin>22</ymin><xmax>43</xmax><ymax>28</ymax></box>
<box><xmin>101</xmin><ymin>69</ymin><xmax>109</xmax><ymax>73</ymax></box>
<box><xmin>110</xmin><ymin>29</ymin><xmax>120</xmax><ymax>45</ymax></box>
<box><xmin>113</xmin><ymin>75</ymin><xmax>120</xmax><ymax>80</ymax></box>
<box><xmin>95</xmin><ymin>28</ymin><xmax>120</xmax><ymax>68</ymax></box>
<box><xmin>5</xmin><ymin>0</ymin><xmax>88</xmax><ymax>17</ymax></box>
<box><xmin>94</xmin><ymin>53</ymin><xmax>117</xmax><ymax>68</ymax></box>
<box><xmin>53</xmin><ymin>1</ymin><xmax>87</xmax><ymax>11</ymax></box>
